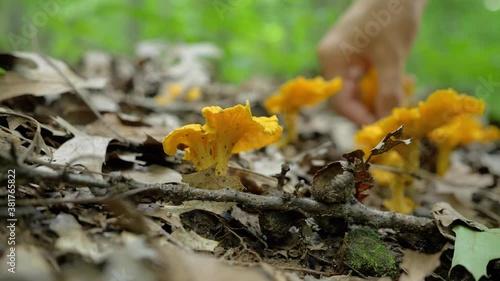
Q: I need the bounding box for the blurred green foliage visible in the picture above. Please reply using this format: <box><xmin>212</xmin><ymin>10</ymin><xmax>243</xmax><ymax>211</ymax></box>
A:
<box><xmin>1</xmin><ymin>0</ymin><xmax>499</xmax><ymax>119</ymax></box>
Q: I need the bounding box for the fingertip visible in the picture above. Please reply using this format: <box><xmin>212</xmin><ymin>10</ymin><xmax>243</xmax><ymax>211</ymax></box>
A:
<box><xmin>374</xmin><ymin>62</ymin><xmax>404</xmax><ymax>118</ymax></box>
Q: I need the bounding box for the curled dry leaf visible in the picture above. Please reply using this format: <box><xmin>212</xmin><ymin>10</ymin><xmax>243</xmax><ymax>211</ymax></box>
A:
<box><xmin>431</xmin><ymin>202</ymin><xmax>489</xmax><ymax>240</ymax></box>
<box><xmin>311</xmin><ymin>161</ymin><xmax>354</xmax><ymax>203</ymax></box>
<box><xmin>230</xmin><ymin>206</ymin><xmax>263</xmax><ymax>240</ymax></box>
<box><xmin>370</xmin><ymin>125</ymin><xmax>411</xmax><ymax>156</ymax></box>
<box><xmin>343</xmin><ymin>149</ymin><xmax>374</xmax><ymax>201</ymax></box>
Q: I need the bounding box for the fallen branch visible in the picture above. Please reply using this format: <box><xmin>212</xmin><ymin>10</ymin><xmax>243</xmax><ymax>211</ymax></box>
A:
<box><xmin>1</xmin><ymin>151</ymin><xmax>437</xmax><ymax>237</ymax></box>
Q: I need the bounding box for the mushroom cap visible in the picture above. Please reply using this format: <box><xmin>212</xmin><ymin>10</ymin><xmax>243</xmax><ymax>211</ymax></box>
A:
<box><xmin>265</xmin><ymin>76</ymin><xmax>343</xmax><ymax>115</ymax></box>
<box><xmin>417</xmin><ymin>89</ymin><xmax>485</xmax><ymax>134</ymax></box>
<box><xmin>162</xmin><ymin>124</ymin><xmax>214</xmax><ymax>170</ymax></box>
<box><xmin>356</xmin><ymin>89</ymin><xmax>487</xmax><ymax>151</ymax></box>
<box><xmin>163</xmin><ymin>100</ymin><xmax>282</xmax><ymax>174</ymax></box>
<box><xmin>201</xmin><ymin>100</ymin><xmax>283</xmax><ymax>154</ymax></box>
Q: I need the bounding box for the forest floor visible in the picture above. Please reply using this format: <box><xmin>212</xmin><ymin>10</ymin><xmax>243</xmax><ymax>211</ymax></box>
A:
<box><xmin>0</xmin><ymin>43</ymin><xmax>499</xmax><ymax>281</ymax></box>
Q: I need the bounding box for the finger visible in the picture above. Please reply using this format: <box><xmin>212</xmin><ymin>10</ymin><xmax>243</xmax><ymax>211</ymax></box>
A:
<box><xmin>373</xmin><ymin>59</ymin><xmax>404</xmax><ymax>118</ymax></box>
<box><xmin>317</xmin><ymin>35</ymin><xmax>357</xmax><ymax>79</ymax></box>
<box><xmin>331</xmin><ymin>79</ymin><xmax>376</xmax><ymax>126</ymax></box>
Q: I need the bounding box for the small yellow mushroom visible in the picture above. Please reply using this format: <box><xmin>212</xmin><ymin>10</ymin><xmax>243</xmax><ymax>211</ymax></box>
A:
<box><xmin>429</xmin><ymin>115</ymin><xmax>500</xmax><ymax>176</ymax></box>
<box><xmin>371</xmin><ymin>149</ymin><xmax>418</xmax><ymax>214</ymax></box>
<box><xmin>185</xmin><ymin>87</ymin><xmax>202</xmax><ymax>102</ymax></box>
<box><xmin>355</xmin><ymin>89</ymin><xmax>490</xmax><ymax>213</ymax></box>
<box><xmin>265</xmin><ymin>76</ymin><xmax>343</xmax><ymax>144</ymax></box>
<box><xmin>356</xmin><ymin>89</ymin><xmax>488</xmax><ymax>153</ymax></box>
<box><xmin>156</xmin><ymin>83</ymin><xmax>184</xmax><ymax>105</ymax></box>
<box><xmin>163</xmin><ymin>101</ymin><xmax>282</xmax><ymax>175</ymax></box>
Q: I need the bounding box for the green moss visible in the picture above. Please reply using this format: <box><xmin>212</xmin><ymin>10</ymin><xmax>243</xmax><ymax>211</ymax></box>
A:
<box><xmin>345</xmin><ymin>227</ymin><xmax>397</xmax><ymax>278</ymax></box>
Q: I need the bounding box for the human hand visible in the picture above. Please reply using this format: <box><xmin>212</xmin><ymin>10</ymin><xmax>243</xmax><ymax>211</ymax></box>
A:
<box><xmin>317</xmin><ymin>0</ymin><xmax>426</xmax><ymax>125</ymax></box>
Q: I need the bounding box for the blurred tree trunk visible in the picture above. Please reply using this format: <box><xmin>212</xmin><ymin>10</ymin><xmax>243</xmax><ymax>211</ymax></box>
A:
<box><xmin>7</xmin><ymin>0</ymin><xmax>24</xmax><ymax>50</ymax></box>
<box><xmin>127</xmin><ymin>0</ymin><xmax>142</xmax><ymax>50</ymax></box>
<box><xmin>8</xmin><ymin>1</ymin><xmax>23</xmax><ymax>36</ymax></box>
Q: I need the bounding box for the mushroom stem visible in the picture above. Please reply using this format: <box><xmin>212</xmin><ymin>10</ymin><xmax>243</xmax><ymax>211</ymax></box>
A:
<box><xmin>285</xmin><ymin>113</ymin><xmax>298</xmax><ymax>143</ymax></box>
<box><xmin>214</xmin><ymin>141</ymin><xmax>233</xmax><ymax>176</ymax></box>
<box><xmin>436</xmin><ymin>145</ymin><xmax>452</xmax><ymax>177</ymax></box>
<box><xmin>383</xmin><ymin>179</ymin><xmax>415</xmax><ymax>215</ymax></box>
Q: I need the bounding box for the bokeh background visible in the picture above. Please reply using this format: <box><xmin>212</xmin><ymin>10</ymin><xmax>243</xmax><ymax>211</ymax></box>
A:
<box><xmin>1</xmin><ymin>0</ymin><xmax>499</xmax><ymax>120</ymax></box>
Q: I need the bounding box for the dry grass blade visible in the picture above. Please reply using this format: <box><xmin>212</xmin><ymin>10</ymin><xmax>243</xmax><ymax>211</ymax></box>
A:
<box><xmin>0</xmin><ymin>110</ymin><xmax>52</xmax><ymax>163</ymax></box>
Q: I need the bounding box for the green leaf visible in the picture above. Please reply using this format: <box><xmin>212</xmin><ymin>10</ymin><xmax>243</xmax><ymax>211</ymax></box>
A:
<box><xmin>451</xmin><ymin>225</ymin><xmax>500</xmax><ymax>280</ymax></box>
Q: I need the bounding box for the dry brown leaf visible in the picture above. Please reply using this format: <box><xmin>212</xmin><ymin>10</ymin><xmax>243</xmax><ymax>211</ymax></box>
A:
<box><xmin>371</xmin><ymin>125</ymin><xmax>411</xmax><ymax>156</ymax></box>
<box><xmin>138</xmin><ymin>203</ymin><xmax>184</xmax><ymax>229</ymax></box>
<box><xmin>171</xmin><ymin>229</ymin><xmax>219</xmax><ymax>252</ymax></box>
<box><xmin>0</xmin><ymin>52</ymin><xmax>106</xmax><ymax>101</ymax></box>
<box><xmin>230</xmin><ymin>206</ymin><xmax>263</xmax><ymax>238</ymax></box>
<box><xmin>154</xmin><ymin>239</ymin><xmax>270</xmax><ymax>281</ymax></box>
<box><xmin>0</xmin><ymin>245</ymin><xmax>55</xmax><ymax>281</ymax></box>
<box><xmin>305</xmin><ymin>276</ymin><xmax>391</xmax><ymax>281</ymax></box>
<box><xmin>49</xmin><ymin>213</ymin><xmax>110</xmax><ymax>262</ymax></box>
<box><xmin>84</xmin><ymin>113</ymin><xmax>176</xmax><ymax>143</ymax></box>
<box><xmin>0</xmin><ymin>109</ymin><xmax>53</xmax><ymax>161</ymax></box>
<box><xmin>103</xmin><ymin>232</ymin><xmax>157</xmax><ymax>281</ymax></box>
<box><xmin>139</xmin><ymin>200</ymin><xmax>235</xmax><ymax>232</ymax></box>
<box><xmin>88</xmin><ymin>92</ymin><xmax>119</xmax><ymax>112</ymax></box>
<box><xmin>37</xmin><ymin>134</ymin><xmax>111</xmax><ymax>180</ymax></box>
<box><xmin>399</xmin><ymin>244</ymin><xmax>450</xmax><ymax>281</ymax></box>
<box><xmin>182</xmin><ymin>167</ymin><xmax>245</xmax><ymax>190</ymax></box>
<box><xmin>51</xmin><ymin>115</ymin><xmax>85</xmax><ymax>136</ymax></box>
<box><xmin>161</xmin><ymin>200</ymin><xmax>236</xmax><ymax>215</ymax></box>
<box><xmin>122</xmin><ymin>164</ymin><xmax>182</xmax><ymax>183</ymax></box>
<box><xmin>435</xmin><ymin>153</ymin><xmax>494</xmax><ymax>208</ymax></box>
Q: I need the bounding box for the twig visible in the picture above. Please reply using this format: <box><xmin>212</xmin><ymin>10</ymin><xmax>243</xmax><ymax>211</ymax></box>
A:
<box><xmin>344</xmin><ymin>263</ymin><xmax>367</xmax><ymax>278</ymax></box>
<box><xmin>289</xmin><ymin>141</ymin><xmax>333</xmax><ymax>162</ymax></box>
<box><xmin>13</xmin><ymin>186</ymin><xmax>153</xmax><ymax>206</ymax></box>
<box><xmin>473</xmin><ymin>203</ymin><xmax>500</xmax><ymax>225</ymax></box>
<box><xmin>1</xmin><ymin>153</ymin><xmax>437</xmax><ymax>237</ymax></box>
<box><xmin>365</xmin><ymin>151</ymin><xmax>374</xmax><ymax>165</ymax></box>
<box><xmin>273</xmin><ymin>265</ymin><xmax>333</xmax><ymax>276</ymax></box>
<box><xmin>338</xmin><ymin>232</ymin><xmax>348</xmax><ymax>273</ymax></box>
<box><xmin>370</xmin><ymin>163</ymin><xmax>494</xmax><ymax>189</ymax></box>
<box><xmin>218</xmin><ymin>220</ymin><xmax>263</xmax><ymax>262</ymax></box>
<box><xmin>370</xmin><ymin>164</ymin><xmax>423</xmax><ymax>180</ymax></box>
<box><xmin>273</xmin><ymin>163</ymin><xmax>290</xmax><ymax>190</ymax></box>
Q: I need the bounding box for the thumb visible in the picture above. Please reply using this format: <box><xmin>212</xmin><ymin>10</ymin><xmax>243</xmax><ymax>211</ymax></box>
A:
<box><xmin>374</xmin><ymin>60</ymin><xmax>404</xmax><ymax>119</ymax></box>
